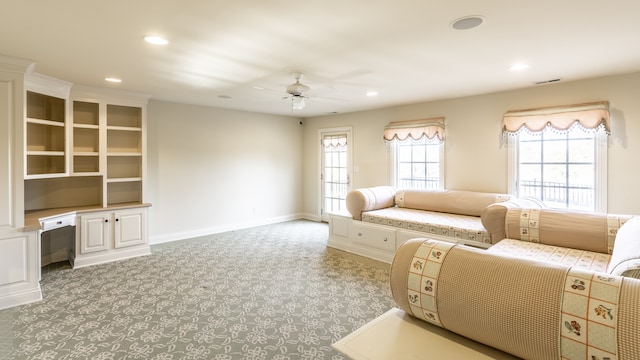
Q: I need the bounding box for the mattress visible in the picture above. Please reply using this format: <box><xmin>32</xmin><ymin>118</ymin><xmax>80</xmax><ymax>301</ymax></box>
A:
<box><xmin>361</xmin><ymin>207</ymin><xmax>491</xmax><ymax>244</ymax></box>
<box><xmin>488</xmin><ymin>238</ymin><xmax>611</xmax><ymax>272</ymax></box>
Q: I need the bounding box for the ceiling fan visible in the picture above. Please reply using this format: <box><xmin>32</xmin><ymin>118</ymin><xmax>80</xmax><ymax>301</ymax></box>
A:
<box><xmin>284</xmin><ymin>72</ymin><xmax>311</xmax><ymax>110</ymax></box>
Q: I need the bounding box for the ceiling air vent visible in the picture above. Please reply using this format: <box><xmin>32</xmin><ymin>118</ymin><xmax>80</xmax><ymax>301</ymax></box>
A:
<box><xmin>533</xmin><ymin>78</ymin><xmax>562</xmax><ymax>85</ymax></box>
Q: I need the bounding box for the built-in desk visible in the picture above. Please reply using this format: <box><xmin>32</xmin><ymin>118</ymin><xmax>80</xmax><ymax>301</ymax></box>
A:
<box><xmin>26</xmin><ymin>203</ymin><xmax>152</xmax><ymax>270</ymax></box>
<box><xmin>24</xmin><ymin>203</ymin><xmax>150</xmax><ymax>231</ymax></box>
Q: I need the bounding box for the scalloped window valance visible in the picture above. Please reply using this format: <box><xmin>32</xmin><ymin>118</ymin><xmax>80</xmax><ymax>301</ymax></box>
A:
<box><xmin>383</xmin><ymin>117</ymin><xmax>445</xmax><ymax>143</ymax></box>
<box><xmin>322</xmin><ymin>134</ymin><xmax>347</xmax><ymax>148</ymax></box>
<box><xmin>501</xmin><ymin>101</ymin><xmax>610</xmax><ymax>136</ymax></box>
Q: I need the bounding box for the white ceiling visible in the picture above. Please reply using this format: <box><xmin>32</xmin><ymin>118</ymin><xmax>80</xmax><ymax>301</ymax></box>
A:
<box><xmin>3</xmin><ymin>0</ymin><xmax>640</xmax><ymax>117</ymax></box>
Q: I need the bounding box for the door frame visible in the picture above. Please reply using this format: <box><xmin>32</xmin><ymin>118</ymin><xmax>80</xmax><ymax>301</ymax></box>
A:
<box><xmin>318</xmin><ymin>126</ymin><xmax>353</xmax><ymax>222</ymax></box>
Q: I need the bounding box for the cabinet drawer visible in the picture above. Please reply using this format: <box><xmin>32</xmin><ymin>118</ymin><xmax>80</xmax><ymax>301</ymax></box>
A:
<box><xmin>351</xmin><ymin>223</ymin><xmax>396</xmax><ymax>252</ymax></box>
<box><xmin>41</xmin><ymin>214</ymin><xmax>76</xmax><ymax>231</ymax></box>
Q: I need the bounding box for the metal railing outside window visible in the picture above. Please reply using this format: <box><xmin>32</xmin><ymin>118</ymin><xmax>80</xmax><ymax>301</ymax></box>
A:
<box><xmin>518</xmin><ymin>179</ymin><xmax>594</xmax><ymax>210</ymax></box>
<box><xmin>516</xmin><ymin>127</ymin><xmax>597</xmax><ymax>211</ymax></box>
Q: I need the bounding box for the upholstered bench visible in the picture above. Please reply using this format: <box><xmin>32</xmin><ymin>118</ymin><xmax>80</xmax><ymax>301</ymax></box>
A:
<box><xmin>390</xmin><ymin>238</ymin><xmax>640</xmax><ymax>359</ymax></box>
<box><xmin>486</xmin><ymin>208</ymin><xmax>640</xmax><ymax>279</ymax></box>
<box><xmin>344</xmin><ymin>187</ymin><xmax>521</xmax><ymax>246</ymax></box>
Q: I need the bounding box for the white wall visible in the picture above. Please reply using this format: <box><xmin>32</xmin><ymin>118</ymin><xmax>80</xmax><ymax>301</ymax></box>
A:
<box><xmin>146</xmin><ymin>101</ymin><xmax>304</xmax><ymax>243</ymax></box>
<box><xmin>302</xmin><ymin>71</ymin><xmax>640</xmax><ymax>217</ymax></box>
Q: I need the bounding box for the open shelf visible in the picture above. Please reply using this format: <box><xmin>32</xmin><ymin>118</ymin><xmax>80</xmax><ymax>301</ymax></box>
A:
<box><xmin>73</xmin><ymin>127</ymin><xmax>99</xmax><ymax>152</ymax></box>
<box><xmin>27</xmin><ymin>122</ymin><xmax>65</xmax><ymax>152</ymax></box>
<box><xmin>27</xmin><ymin>154</ymin><xmax>66</xmax><ymax>175</ymax></box>
<box><xmin>26</xmin><ymin>91</ymin><xmax>67</xmax><ymax>177</ymax></box>
<box><xmin>107</xmin><ymin>104</ymin><xmax>142</xmax><ymax>128</ymax></box>
<box><xmin>107</xmin><ymin>156</ymin><xmax>142</xmax><ymax>179</ymax></box>
<box><xmin>107</xmin><ymin>129</ymin><xmax>142</xmax><ymax>153</ymax></box>
<box><xmin>73</xmin><ymin>101</ymin><xmax>99</xmax><ymax>126</ymax></box>
<box><xmin>73</xmin><ymin>155</ymin><xmax>100</xmax><ymax>174</ymax></box>
<box><xmin>24</xmin><ymin>176</ymin><xmax>102</xmax><ymax>211</ymax></box>
<box><xmin>26</xmin><ymin>91</ymin><xmax>65</xmax><ymax>123</ymax></box>
<box><xmin>107</xmin><ymin>181</ymin><xmax>142</xmax><ymax>206</ymax></box>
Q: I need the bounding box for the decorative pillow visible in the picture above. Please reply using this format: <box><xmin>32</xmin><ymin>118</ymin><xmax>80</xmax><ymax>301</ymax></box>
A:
<box><xmin>391</xmin><ymin>238</ymin><xmax>640</xmax><ymax>359</ymax></box>
<box><xmin>504</xmin><ymin>208</ymin><xmax>631</xmax><ymax>254</ymax></box>
<box><xmin>395</xmin><ymin>189</ymin><xmax>511</xmax><ymax>217</ymax></box>
<box><xmin>345</xmin><ymin>186</ymin><xmax>396</xmax><ymax>220</ymax></box>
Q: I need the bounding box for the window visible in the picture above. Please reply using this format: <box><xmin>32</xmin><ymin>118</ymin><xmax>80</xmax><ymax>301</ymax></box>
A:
<box><xmin>385</xmin><ymin>118</ymin><xmax>445</xmax><ymax>190</ymax></box>
<box><xmin>510</xmin><ymin>127</ymin><xmax>606</xmax><ymax>211</ymax></box>
<box><xmin>393</xmin><ymin>138</ymin><xmax>443</xmax><ymax>189</ymax></box>
<box><xmin>504</xmin><ymin>102</ymin><xmax>609</xmax><ymax>212</ymax></box>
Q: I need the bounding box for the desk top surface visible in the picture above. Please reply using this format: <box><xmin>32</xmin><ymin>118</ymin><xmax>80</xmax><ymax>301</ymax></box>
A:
<box><xmin>24</xmin><ymin>203</ymin><xmax>151</xmax><ymax>231</ymax></box>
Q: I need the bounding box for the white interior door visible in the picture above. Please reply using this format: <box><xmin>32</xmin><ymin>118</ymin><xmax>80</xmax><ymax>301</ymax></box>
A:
<box><xmin>320</xmin><ymin>128</ymin><xmax>352</xmax><ymax>222</ymax></box>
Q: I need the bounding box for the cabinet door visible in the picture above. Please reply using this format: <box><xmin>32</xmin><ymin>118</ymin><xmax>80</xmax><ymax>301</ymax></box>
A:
<box><xmin>113</xmin><ymin>209</ymin><xmax>145</xmax><ymax>248</ymax></box>
<box><xmin>80</xmin><ymin>213</ymin><xmax>110</xmax><ymax>253</ymax></box>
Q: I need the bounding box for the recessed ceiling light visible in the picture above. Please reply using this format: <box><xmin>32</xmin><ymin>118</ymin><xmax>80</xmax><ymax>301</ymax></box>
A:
<box><xmin>366</xmin><ymin>91</ymin><xmax>379</xmax><ymax>97</ymax></box>
<box><xmin>105</xmin><ymin>77</ymin><xmax>122</xmax><ymax>83</ymax></box>
<box><xmin>451</xmin><ymin>16</ymin><xmax>485</xmax><ymax>30</ymax></box>
<box><xmin>253</xmin><ymin>86</ymin><xmax>265</xmax><ymax>90</ymax></box>
<box><xmin>509</xmin><ymin>64</ymin><xmax>530</xmax><ymax>71</ymax></box>
<box><xmin>144</xmin><ymin>35</ymin><xmax>169</xmax><ymax>45</ymax></box>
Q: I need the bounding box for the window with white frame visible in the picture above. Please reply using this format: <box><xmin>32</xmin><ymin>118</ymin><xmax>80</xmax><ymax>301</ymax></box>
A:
<box><xmin>385</xmin><ymin>118</ymin><xmax>445</xmax><ymax>190</ymax></box>
<box><xmin>504</xmin><ymin>102</ymin><xmax>610</xmax><ymax>212</ymax></box>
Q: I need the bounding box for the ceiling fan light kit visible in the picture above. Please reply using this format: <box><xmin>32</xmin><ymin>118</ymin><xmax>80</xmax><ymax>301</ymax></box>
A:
<box><xmin>291</xmin><ymin>96</ymin><xmax>305</xmax><ymax>110</ymax></box>
<box><xmin>286</xmin><ymin>72</ymin><xmax>310</xmax><ymax>110</ymax></box>
<box><xmin>282</xmin><ymin>72</ymin><xmax>348</xmax><ymax>111</ymax></box>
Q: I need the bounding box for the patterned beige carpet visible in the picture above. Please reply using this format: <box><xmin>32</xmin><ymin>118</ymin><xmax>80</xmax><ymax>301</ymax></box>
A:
<box><xmin>2</xmin><ymin>220</ymin><xmax>394</xmax><ymax>359</ymax></box>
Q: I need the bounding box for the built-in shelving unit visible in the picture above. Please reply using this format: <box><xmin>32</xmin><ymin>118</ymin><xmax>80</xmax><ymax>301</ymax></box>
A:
<box><xmin>71</xmin><ymin>87</ymin><xmax>148</xmax><ymax>208</ymax></box>
<box><xmin>106</xmin><ymin>104</ymin><xmax>143</xmax><ymax>205</ymax></box>
<box><xmin>1</xmin><ymin>60</ymin><xmax>151</xmax><ymax>310</ymax></box>
<box><xmin>72</xmin><ymin>101</ymin><xmax>100</xmax><ymax>175</ymax></box>
<box><xmin>24</xmin><ymin>80</ymin><xmax>151</xmax><ymax>274</ymax></box>
<box><xmin>24</xmin><ymin>81</ymin><xmax>148</xmax><ymax>211</ymax></box>
<box><xmin>25</xmin><ymin>91</ymin><xmax>67</xmax><ymax>177</ymax></box>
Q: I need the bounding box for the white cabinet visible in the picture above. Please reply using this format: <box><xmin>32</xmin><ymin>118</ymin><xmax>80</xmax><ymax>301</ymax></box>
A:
<box><xmin>351</xmin><ymin>221</ymin><xmax>396</xmax><ymax>252</ymax></box>
<box><xmin>327</xmin><ymin>214</ymin><xmax>397</xmax><ymax>263</ymax></box>
<box><xmin>329</xmin><ymin>214</ymin><xmax>350</xmax><ymax>242</ymax></box>
<box><xmin>73</xmin><ymin>206</ymin><xmax>149</xmax><ymax>268</ymax></box>
<box><xmin>327</xmin><ymin>214</ymin><xmax>489</xmax><ymax>264</ymax></box>
<box><xmin>0</xmin><ymin>55</ymin><xmax>44</xmax><ymax>309</ymax></box>
<box><xmin>0</xmin><ymin>230</ymin><xmax>41</xmax><ymax>310</ymax></box>
<box><xmin>113</xmin><ymin>209</ymin><xmax>145</xmax><ymax>248</ymax></box>
<box><xmin>79</xmin><ymin>212</ymin><xmax>110</xmax><ymax>253</ymax></box>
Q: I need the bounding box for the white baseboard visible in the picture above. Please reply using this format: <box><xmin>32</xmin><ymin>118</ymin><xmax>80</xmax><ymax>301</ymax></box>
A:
<box><xmin>0</xmin><ymin>287</ymin><xmax>42</xmax><ymax>311</ymax></box>
<box><xmin>149</xmin><ymin>213</ymin><xmax>311</xmax><ymax>245</ymax></box>
<box><xmin>300</xmin><ymin>213</ymin><xmax>321</xmax><ymax>222</ymax></box>
<box><xmin>70</xmin><ymin>246</ymin><xmax>152</xmax><ymax>269</ymax></box>
<box><xmin>41</xmin><ymin>249</ymin><xmax>70</xmax><ymax>267</ymax></box>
